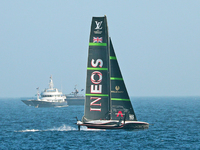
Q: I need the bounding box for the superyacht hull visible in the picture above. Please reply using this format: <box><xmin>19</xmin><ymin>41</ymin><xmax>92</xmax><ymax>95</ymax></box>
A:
<box><xmin>66</xmin><ymin>97</ymin><xmax>85</xmax><ymax>105</ymax></box>
<box><xmin>78</xmin><ymin>120</ymin><xmax>149</xmax><ymax>130</ymax></box>
<box><xmin>21</xmin><ymin>100</ymin><xmax>68</xmax><ymax>108</ymax></box>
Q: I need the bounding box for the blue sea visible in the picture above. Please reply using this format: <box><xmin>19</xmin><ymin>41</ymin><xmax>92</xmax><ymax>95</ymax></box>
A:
<box><xmin>1</xmin><ymin>97</ymin><xmax>200</xmax><ymax>149</ymax></box>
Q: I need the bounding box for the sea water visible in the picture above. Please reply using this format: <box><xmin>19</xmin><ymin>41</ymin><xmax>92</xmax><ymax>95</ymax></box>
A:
<box><xmin>0</xmin><ymin>97</ymin><xmax>200</xmax><ymax>149</ymax></box>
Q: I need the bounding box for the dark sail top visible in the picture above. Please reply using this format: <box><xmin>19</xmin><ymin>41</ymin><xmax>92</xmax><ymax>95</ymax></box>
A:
<box><xmin>109</xmin><ymin>39</ymin><xmax>137</xmax><ymax>121</ymax></box>
<box><xmin>84</xmin><ymin>16</ymin><xmax>111</xmax><ymax>121</ymax></box>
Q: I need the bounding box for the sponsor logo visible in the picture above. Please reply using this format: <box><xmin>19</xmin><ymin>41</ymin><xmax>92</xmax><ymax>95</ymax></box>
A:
<box><xmin>115</xmin><ymin>86</ymin><xmax>120</xmax><ymax>91</ymax></box>
<box><xmin>93</xmin><ymin>37</ymin><xmax>102</xmax><ymax>43</ymax></box>
<box><xmin>111</xmin><ymin>86</ymin><xmax>124</xmax><ymax>93</ymax></box>
<box><xmin>94</xmin><ymin>30</ymin><xmax>102</xmax><ymax>34</ymax></box>
<box><xmin>116</xmin><ymin>111</ymin><xmax>123</xmax><ymax>117</ymax></box>
<box><xmin>95</xmin><ymin>21</ymin><xmax>102</xmax><ymax>29</ymax></box>
<box><xmin>94</xmin><ymin>21</ymin><xmax>103</xmax><ymax>34</ymax></box>
<box><xmin>90</xmin><ymin>59</ymin><xmax>103</xmax><ymax>111</ymax></box>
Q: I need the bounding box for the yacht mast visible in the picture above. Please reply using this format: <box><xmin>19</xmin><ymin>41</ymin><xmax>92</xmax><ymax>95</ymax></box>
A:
<box><xmin>49</xmin><ymin>75</ymin><xmax>54</xmax><ymax>90</ymax></box>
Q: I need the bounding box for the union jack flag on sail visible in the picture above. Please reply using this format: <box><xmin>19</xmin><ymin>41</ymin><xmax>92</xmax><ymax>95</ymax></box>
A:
<box><xmin>93</xmin><ymin>37</ymin><xmax>102</xmax><ymax>43</ymax></box>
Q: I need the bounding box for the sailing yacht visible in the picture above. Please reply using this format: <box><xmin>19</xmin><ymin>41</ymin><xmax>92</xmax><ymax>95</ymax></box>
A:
<box><xmin>77</xmin><ymin>16</ymin><xmax>149</xmax><ymax>130</ymax></box>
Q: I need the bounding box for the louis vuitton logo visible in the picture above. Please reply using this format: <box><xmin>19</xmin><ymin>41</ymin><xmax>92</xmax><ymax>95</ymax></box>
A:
<box><xmin>95</xmin><ymin>21</ymin><xmax>103</xmax><ymax>30</ymax></box>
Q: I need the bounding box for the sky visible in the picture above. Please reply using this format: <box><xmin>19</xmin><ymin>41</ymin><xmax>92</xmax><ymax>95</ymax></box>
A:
<box><xmin>0</xmin><ymin>1</ymin><xmax>200</xmax><ymax>97</ymax></box>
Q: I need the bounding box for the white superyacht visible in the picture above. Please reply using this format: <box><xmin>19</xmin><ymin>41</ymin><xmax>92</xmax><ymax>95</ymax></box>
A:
<box><xmin>22</xmin><ymin>76</ymin><xmax>68</xmax><ymax>108</ymax></box>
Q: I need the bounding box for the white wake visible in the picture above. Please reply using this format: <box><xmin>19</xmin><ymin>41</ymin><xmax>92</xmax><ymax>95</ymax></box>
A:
<box><xmin>80</xmin><ymin>126</ymin><xmax>106</xmax><ymax>131</ymax></box>
<box><xmin>15</xmin><ymin>124</ymin><xmax>105</xmax><ymax>132</ymax></box>
<box><xmin>15</xmin><ymin>124</ymin><xmax>76</xmax><ymax>132</ymax></box>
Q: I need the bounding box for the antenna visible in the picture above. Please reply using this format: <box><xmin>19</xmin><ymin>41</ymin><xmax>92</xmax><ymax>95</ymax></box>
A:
<box><xmin>36</xmin><ymin>87</ymin><xmax>40</xmax><ymax>100</ymax></box>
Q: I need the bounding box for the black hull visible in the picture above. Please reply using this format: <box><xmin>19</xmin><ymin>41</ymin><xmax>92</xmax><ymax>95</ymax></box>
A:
<box><xmin>66</xmin><ymin>97</ymin><xmax>85</xmax><ymax>105</ymax></box>
<box><xmin>21</xmin><ymin>100</ymin><xmax>68</xmax><ymax>108</ymax></box>
<box><xmin>78</xmin><ymin>121</ymin><xmax>149</xmax><ymax>130</ymax></box>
